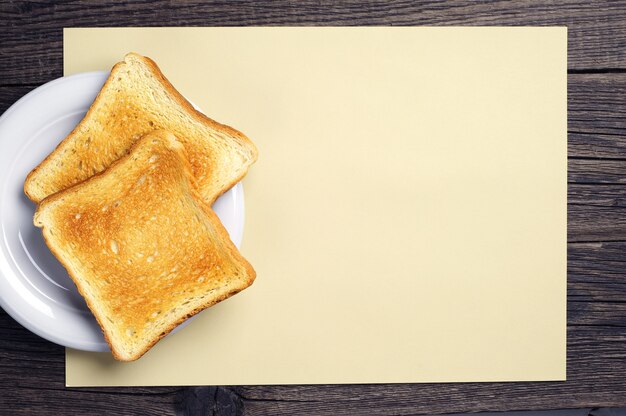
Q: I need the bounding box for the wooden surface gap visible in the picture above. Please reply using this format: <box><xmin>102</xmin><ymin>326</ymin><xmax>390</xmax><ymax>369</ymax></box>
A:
<box><xmin>568</xmin><ymin>68</ymin><xmax>626</xmax><ymax>74</ymax></box>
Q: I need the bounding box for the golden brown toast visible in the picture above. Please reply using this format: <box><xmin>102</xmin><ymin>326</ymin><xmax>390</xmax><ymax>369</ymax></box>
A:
<box><xmin>33</xmin><ymin>130</ymin><xmax>255</xmax><ymax>361</ymax></box>
<box><xmin>25</xmin><ymin>52</ymin><xmax>257</xmax><ymax>204</ymax></box>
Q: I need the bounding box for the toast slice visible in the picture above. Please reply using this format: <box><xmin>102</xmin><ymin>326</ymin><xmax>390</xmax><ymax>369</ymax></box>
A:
<box><xmin>34</xmin><ymin>130</ymin><xmax>255</xmax><ymax>361</ymax></box>
<box><xmin>25</xmin><ymin>52</ymin><xmax>257</xmax><ymax>204</ymax></box>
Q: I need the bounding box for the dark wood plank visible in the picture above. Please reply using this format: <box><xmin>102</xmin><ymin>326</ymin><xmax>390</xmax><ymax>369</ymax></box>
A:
<box><xmin>0</xmin><ymin>0</ymin><xmax>625</xmax><ymax>85</ymax></box>
<box><xmin>235</xmin><ymin>325</ymin><xmax>626</xmax><ymax>415</ymax></box>
<box><xmin>569</xmin><ymin>184</ymin><xmax>626</xmax><ymax>242</ymax></box>
<box><xmin>569</xmin><ymin>203</ymin><xmax>626</xmax><ymax>242</ymax></box>
<box><xmin>569</xmin><ymin>159</ymin><xmax>626</xmax><ymax>184</ymax></box>
<box><xmin>0</xmin><ymin>388</ymin><xmax>176</xmax><ymax>416</ymax></box>
<box><xmin>234</xmin><ymin>260</ymin><xmax>626</xmax><ymax>415</ymax></box>
<box><xmin>569</xmin><ymin>74</ymin><xmax>626</xmax><ymax>137</ymax></box>
<box><xmin>3</xmin><ymin>74</ymin><xmax>625</xmax><ymax>160</ymax></box>
<box><xmin>569</xmin><ymin>241</ymin><xmax>626</xmax><ymax>303</ymax></box>
<box><xmin>2</xmin><ymin>238</ymin><xmax>626</xmax><ymax>415</ymax></box>
<box><xmin>570</xmin><ymin>133</ymin><xmax>626</xmax><ymax>159</ymax></box>
<box><xmin>569</xmin><ymin>301</ymin><xmax>626</xmax><ymax>326</ymax></box>
<box><xmin>569</xmin><ymin>73</ymin><xmax>626</xmax><ymax>158</ymax></box>
<box><xmin>569</xmin><ymin>185</ymin><xmax>626</xmax><ymax>207</ymax></box>
<box><xmin>0</xmin><ymin>309</ymin><xmax>179</xmax><ymax>388</ymax></box>
<box><xmin>1</xmin><ymin>2</ymin><xmax>626</xmax><ymax>414</ymax></box>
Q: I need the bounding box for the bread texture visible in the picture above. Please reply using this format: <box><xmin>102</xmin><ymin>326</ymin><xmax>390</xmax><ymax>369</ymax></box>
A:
<box><xmin>33</xmin><ymin>130</ymin><xmax>256</xmax><ymax>361</ymax></box>
<box><xmin>25</xmin><ymin>52</ymin><xmax>257</xmax><ymax>204</ymax></box>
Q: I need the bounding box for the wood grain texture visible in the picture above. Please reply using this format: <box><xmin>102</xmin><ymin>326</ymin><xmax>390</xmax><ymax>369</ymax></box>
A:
<box><xmin>569</xmin><ymin>241</ymin><xmax>626</xmax><ymax>303</ymax></box>
<box><xmin>2</xmin><ymin>307</ymin><xmax>625</xmax><ymax>416</ymax></box>
<box><xmin>0</xmin><ymin>0</ymin><xmax>626</xmax><ymax>85</ymax></box>
<box><xmin>569</xmin><ymin>187</ymin><xmax>626</xmax><ymax>245</ymax></box>
<box><xmin>569</xmin><ymin>160</ymin><xmax>626</xmax><ymax>184</ymax></box>
<box><xmin>0</xmin><ymin>309</ymin><xmax>181</xmax><ymax>416</ymax></box>
<box><xmin>569</xmin><ymin>74</ymin><xmax>626</xmax><ymax>158</ymax></box>
<box><xmin>1</xmin><ymin>1</ymin><xmax>625</xmax><ymax>415</ymax></box>
<box><xmin>2</xmin><ymin>74</ymin><xmax>624</xmax><ymax>159</ymax></box>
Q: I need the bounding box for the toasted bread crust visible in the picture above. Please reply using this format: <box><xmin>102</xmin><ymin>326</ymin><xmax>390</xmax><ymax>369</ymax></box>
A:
<box><xmin>25</xmin><ymin>53</ymin><xmax>258</xmax><ymax>204</ymax></box>
<box><xmin>35</xmin><ymin>131</ymin><xmax>255</xmax><ymax>361</ymax></box>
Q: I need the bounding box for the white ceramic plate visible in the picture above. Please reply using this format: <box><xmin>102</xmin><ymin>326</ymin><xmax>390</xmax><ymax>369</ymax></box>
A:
<box><xmin>0</xmin><ymin>72</ymin><xmax>244</xmax><ymax>352</ymax></box>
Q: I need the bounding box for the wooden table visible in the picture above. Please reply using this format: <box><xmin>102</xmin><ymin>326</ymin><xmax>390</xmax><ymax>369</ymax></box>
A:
<box><xmin>1</xmin><ymin>1</ymin><xmax>625</xmax><ymax>415</ymax></box>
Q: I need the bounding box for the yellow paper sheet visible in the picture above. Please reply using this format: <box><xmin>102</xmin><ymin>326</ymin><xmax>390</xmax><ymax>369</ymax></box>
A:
<box><xmin>64</xmin><ymin>27</ymin><xmax>567</xmax><ymax>386</ymax></box>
